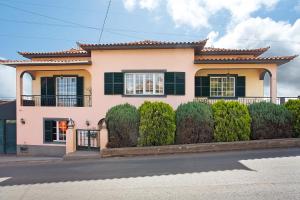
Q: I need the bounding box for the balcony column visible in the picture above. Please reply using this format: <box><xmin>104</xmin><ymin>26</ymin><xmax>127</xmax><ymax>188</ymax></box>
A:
<box><xmin>270</xmin><ymin>68</ymin><xmax>277</xmax><ymax>104</ymax></box>
<box><xmin>17</xmin><ymin>71</ymin><xmax>23</xmax><ymax>106</ymax></box>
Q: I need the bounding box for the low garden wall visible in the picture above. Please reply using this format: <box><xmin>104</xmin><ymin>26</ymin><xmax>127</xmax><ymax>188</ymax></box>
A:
<box><xmin>101</xmin><ymin>138</ymin><xmax>300</xmax><ymax>158</ymax></box>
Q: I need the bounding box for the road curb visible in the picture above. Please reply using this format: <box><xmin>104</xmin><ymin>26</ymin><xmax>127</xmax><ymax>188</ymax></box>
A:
<box><xmin>100</xmin><ymin>138</ymin><xmax>300</xmax><ymax>158</ymax></box>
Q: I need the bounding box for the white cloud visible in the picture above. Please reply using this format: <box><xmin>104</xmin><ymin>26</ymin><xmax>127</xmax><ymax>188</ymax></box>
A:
<box><xmin>122</xmin><ymin>0</ymin><xmax>137</xmax><ymax>11</ymax></box>
<box><xmin>122</xmin><ymin>0</ymin><xmax>161</xmax><ymax>11</ymax></box>
<box><xmin>0</xmin><ymin>65</ymin><xmax>16</xmax><ymax>98</ymax></box>
<box><xmin>211</xmin><ymin>17</ymin><xmax>300</xmax><ymax>97</ymax></box>
<box><xmin>123</xmin><ymin>0</ymin><xmax>279</xmax><ymax>28</ymax></box>
<box><xmin>204</xmin><ymin>0</ymin><xmax>278</xmax><ymax>21</ymax></box>
<box><xmin>139</xmin><ymin>0</ymin><xmax>160</xmax><ymax>10</ymax></box>
<box><xmin>0</xmin><ymin>65</ymin><xmax>32</xmax><ymax>98</ymax></box>
<box><xmin>166</xmin><ymin>0</ymin><xmax>210</xmax><ymax>28</ymax></box>
<box><xmin>206</xmin><ymin>31</ymin><xmax>219</xmax><ymax>47</ymax></box>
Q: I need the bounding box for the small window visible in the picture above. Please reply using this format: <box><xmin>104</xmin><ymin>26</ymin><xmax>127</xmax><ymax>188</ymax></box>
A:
<box><xmin>210</xmin><ymin>77</ymin><xmax>235</xmax><ymax>97</ymax></box>
<box><xmin>44</xmin><ymin>119</ymin><xmax>68</xmax><ymax>143</ymax></box>
<box><xmin>124</xmin><ymin>73</ymin><xmax>164</xmax><ymax>95</ymax></box>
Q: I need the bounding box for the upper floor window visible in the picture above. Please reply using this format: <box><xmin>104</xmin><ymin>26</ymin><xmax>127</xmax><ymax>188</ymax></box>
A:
<box><xmin>210</xmin><ymin>76</ymin><xmax>235</xmax><ymax>97</ymax></box>
<box><xmin>124</xmin><ymin>73</ymin><xmax>164</xmax><ymax>95</ymax></box>
<box><xmin>56</xmin><ymin>77</ymin><xmax>77</xmax><ymax>106</ymax></box>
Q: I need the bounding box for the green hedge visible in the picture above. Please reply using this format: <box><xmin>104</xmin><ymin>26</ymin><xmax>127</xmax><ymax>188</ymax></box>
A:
<box><xmin>285</xmin><ymin>99</ymin><xmax>300</xmax><ymax>137</ymax></box>
<box><xmin>176</xmin><ymin>102</ymin><xmax>214</xmax><ymax>144</ymax></box>
<box><xmin>212</xmin><ymin>101</ymin><xmax>251</xmax><ymax>142</ymax></box>
<box><xmin>105</xmin><ymin>103</ymin><xmax>139</xmax><ymax>148</ymax></box>
<box><xmin>138</xmin><ymin>101</ymin><xmax>176</xmax><ymax>146</ymax></box>
<box><xmin>249</xmin><ymin>102</ymin><xmax>293</xmax><ymax>139</ymax></box>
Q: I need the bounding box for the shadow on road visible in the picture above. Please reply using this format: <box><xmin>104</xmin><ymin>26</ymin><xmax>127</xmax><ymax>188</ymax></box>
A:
<box><xmin>0</xmin><ymin>148</ymin><xmax>299</xmax><ymax>186</ymax></box>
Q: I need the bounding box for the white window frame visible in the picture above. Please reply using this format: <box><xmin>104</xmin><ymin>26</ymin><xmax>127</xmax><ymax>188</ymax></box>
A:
<box><xmin>210</xmin><ymin>76</ymin><xmax>236</xmax><ymax>97</ymax></box>
<box><xmin>124</xmin><ymin>72</ymin><xmax>164</xmax><ymax>95</ymax></box>
<box><xmin>50</xmin><ymin>120</ymin><xmax>67</xmax><ymax>142</ymax></box>
<box><xmin>56</xmin><ymin>76</ymin><xmax>77</xmax><ymax>106</ymax></box>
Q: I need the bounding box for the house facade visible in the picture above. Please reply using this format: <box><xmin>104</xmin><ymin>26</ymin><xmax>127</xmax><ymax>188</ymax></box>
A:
<box><xmin>1</xmin><ymin>39</ymin><xmax>297</xmax><ymax>156</ymax></box>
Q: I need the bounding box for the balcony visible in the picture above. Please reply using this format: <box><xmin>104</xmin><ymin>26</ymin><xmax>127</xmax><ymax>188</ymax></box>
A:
<box><xmin>21</xmin><ymin>95</ymin><xmax>92</xmax><ymax>107</ymax></box>
<box><xmin>194</xmin><ymin>97</ymin><xmax>300</xmax><ymax>105</ymax></box>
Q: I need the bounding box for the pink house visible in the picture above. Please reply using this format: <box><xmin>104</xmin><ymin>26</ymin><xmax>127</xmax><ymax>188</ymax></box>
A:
<box><xmin>1</xmin><ymin>39</ymin><xmax>297</xmax><ymax>156</ymax></box>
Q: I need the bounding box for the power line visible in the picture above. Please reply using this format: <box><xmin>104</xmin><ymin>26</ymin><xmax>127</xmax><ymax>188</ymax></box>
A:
<box><xmin>0</xmin><ymin>0</ymin><xmax>143</xmax><ymax>17</ymax></box>
<box><xmin>106</xmin><ymin>30</ymin><xmax>146</xmax><ymax>40</ymax></box>
<box><xmin>98</xmin><ymin>0</ymin><xmax>112</xmax><ymax>43</ymax></box>
<box><xmin>0</xmin><ymin>2</ymin><xmax>99</xmax><ymax>30</ymax></box>
<box><xmin>0</xmin><ymin>18</ymin><xmax>94</xmax><ymax>29</ymax></box>
<box><xmin>0</xmin><ymin>33</ymin><xmax>93</xmax><ymax>42</ymax></box>
<box><xmin>0</xmin><ymin>17</ymin><xmax>298</xmax><ymax>44</ymax></box>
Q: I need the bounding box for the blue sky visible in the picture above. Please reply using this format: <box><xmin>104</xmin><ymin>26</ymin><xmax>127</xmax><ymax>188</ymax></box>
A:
<box><xmin>0</xmin><ymin>0</ymin><xmax>299</xmax><ymax>98</ymax></box>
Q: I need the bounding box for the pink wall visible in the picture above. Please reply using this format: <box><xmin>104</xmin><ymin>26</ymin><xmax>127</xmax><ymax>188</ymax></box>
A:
<box><xmin>15</xmin><ymin>48</ymin><xmax>277</xmax><ymax>146</ymax></box>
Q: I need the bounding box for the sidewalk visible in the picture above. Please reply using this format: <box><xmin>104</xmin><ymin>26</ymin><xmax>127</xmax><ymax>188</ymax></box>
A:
<box><xmin>0</xmin><ymin>155</ymin><xmax>62</xmax><ymax>165</ymax></box>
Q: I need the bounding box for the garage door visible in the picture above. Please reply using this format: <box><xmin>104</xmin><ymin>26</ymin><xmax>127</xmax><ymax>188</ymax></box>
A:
<box><xmin>0</xmin><ymin>120</ymin><xmax>16</xmax><ymax>154</ymax></box>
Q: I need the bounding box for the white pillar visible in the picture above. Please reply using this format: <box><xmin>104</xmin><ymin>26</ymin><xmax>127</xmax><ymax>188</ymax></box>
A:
<box><xmin>66</xmin><ymin>119</ymin><xmax>76</xmax><ymax>154</ymax></box>
<box><xmin>270</xmin><ymin>68</ymin><xmax>277</xmax><ymax>104</ymax></box>
<box><xmin>100</xmin><ymin>121</ymin><xmax>108</xmax><ymax>150</ymax></box>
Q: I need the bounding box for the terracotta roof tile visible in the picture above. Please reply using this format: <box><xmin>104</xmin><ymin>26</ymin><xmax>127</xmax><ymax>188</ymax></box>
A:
<box><xmin>194</xmin><ymin>55</ymin><xmax>298</xmax><ymax>66</ymax></box>
<box><xmin>18</xmin><ymin>48</ymin><xmax>89</xmax><ymax>59</ymax></box>
<box><xmin>79</xmin><ymin>39</ymin><xmax>208</xmax><ymax>51</ymax></box>
<box><xmin>1</xmin><ymin>59</ymin><xmax>91</xmax><ymax>67</ymax></box>
<box><xmin>200</xmin><ymin>47</ymin><xmax>270</xmax><ymax>56</ymax></box>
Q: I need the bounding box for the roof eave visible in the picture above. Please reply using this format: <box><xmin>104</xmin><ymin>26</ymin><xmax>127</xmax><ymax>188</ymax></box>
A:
<box><xmin>1</xmin><ymin>61</ymin><xmax>92</xmax><ymax>67</ymax></box>
<box><xmin>79</xmin><ymin>40</ymin><xmax>208</xmax><ymax>52</ymax></box>
<box><xmin>194</xmin><ymin>56</ymin><xmax>298</xmax><ymax>66</ymax></box>
<box><xmin>198</xmin><ymin>47</ymin><xmax>270</xmax><ymax>57</ymax></box>
<box><xmin>18</xmin><ymin>52</ymin><xmax>90</xmax><ymax>59</ymax></box>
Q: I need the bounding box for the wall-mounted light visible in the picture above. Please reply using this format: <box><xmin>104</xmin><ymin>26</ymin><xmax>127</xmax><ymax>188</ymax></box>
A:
<box><xmin>67</xmin><ymin>118</ymin><xmax>75</xmax><ymax>129</ymax></box>
<box><xmin>20</xmin><ymin>118</ymin><xmax>25</xmax><ymax>124</ymax></box>
<box><xmin>86</xmin><ymin>120</ymin><xmax>90</xmax><ymax>127</ymax></box>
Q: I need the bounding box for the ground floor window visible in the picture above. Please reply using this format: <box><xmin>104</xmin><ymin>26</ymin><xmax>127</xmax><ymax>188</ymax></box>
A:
<box><xmin>44</xmin><ymin>119</ymin><xmax>68</xmax><ymax>143</ymax></box>
<box><xmin>210</xmin><ymin>76</ymin><xmax>235</xmax><ymax>97</ymax></box>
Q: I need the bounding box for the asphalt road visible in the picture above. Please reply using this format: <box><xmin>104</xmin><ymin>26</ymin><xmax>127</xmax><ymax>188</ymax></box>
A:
<box><xmin>0</xmin><ymin>148</ymin><xmax>300</xmax><ymax>200</ymax></box>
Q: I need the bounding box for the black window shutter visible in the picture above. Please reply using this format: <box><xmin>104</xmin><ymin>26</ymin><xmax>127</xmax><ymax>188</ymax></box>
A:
<box><xmin>175</xmin><ymin>72</ymin><xmax>185</xmax><ymax>95</ymax></box>
<box><xmin>44</xmin><ymin>120</ymin><xmax>53</xmax><ymax>142</ymax></box>
<box><xmin>164</xmin><ymin>72</ymin><xmax>185</xmax><ymax>95</ymax></box>
<box><xmin>164</xmin><ymin>72</ymin><xmax>175</xmax><ymax>95</ymax></box>
<box><xmin>47</xmin><ymin>77</ymin><xmax>56</xmax><ymax>106</ymax></box>
<box><xmin>77</xmin><ymin>77</ymin><xmax>84</xmax><ymax>107</ymax></box>
<box><xmin>236</xmin><ymin>76</ymin><xmax>246</xmax><ymax>97</ymax></box>
<box><xmin>195</xmin><ymin>76</ymin><xmax>210</xmax><ymax>97</ymax></box>
<box><xmin>113</xmin><ymin>72</ymin><xmax>124</xmax><ymax>95</ymax></box>
<box><xmin>104</xmin><ymin>73</ymin><xmax>124</xmax><ymax>95</ymax></box>
<box><xmin>104</xmin><ymin>73</ymin><xmax>113</xmax><ymax>95</ymax></box>
<box><xmin>41</xmin><ymin>77</ymin><xmax>55</xmax><ymax>106</ymax></box>
<box><xmin>195</xmin><ymin>77</ymin><xmax>201</xmax><ymax>97</ymax></box>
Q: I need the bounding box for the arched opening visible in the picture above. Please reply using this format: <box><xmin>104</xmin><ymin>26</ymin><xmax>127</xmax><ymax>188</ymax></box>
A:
<box><xmin>260</xmin><ymin>70</ymin><xmax>272</xmax><ymax>97</ymax></box>
<box><xmin>21</xmin><ymin>72</ymin><xmax>34</xmax><ymax>95</ymax></box>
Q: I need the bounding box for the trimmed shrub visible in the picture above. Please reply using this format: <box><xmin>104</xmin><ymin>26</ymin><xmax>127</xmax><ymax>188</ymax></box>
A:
<box><xmin>212</xmin><ymin>101</ymin><xmax>251</xmax><ymax>142</ymax></box>
<box><xmin>176</xmin><ymin>102</ymin><xmax>214</xmax><ymax>144</ymax></box>
<box><xmin>105</xmin><ymin>103</ymin><xmax>139</xmax><ymax>148</ymax></box>
<box><xmin>249</xmin><ymin>102</ymin><xmax>293</xmax><ymax>139</ymax></box>
<box><xmin>285</xmin><ymin>99</ymin><xmax>300</xmax><ymax>137</ymax></box>
<box><xmin>138</xmin><ymin>101</ymin><xmax>176</xmax><ymax>146</ymax></box>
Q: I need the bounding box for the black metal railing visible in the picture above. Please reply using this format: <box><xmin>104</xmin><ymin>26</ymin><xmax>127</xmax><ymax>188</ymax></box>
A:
<box><xmin>21</xmin><ymin>95</ymin><xmax>92</xmax><ymax>107</ymax></box>
<box><xmin>194</xmin><ymin>97</ymin><xmax>300</xmax><ymax>105</ymax></box>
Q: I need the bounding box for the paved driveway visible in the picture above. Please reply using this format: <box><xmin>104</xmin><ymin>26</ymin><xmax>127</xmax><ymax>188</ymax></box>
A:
<box><xmin>0</xmin><ymin>148</ymin><xmax>299</xmax><ymax>200</ymax></box>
